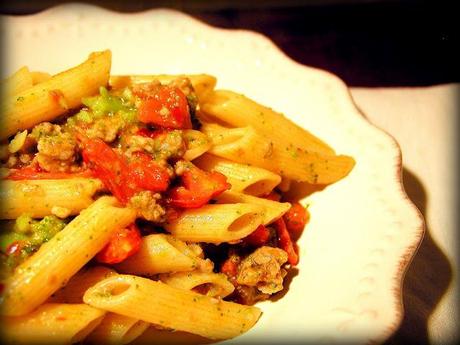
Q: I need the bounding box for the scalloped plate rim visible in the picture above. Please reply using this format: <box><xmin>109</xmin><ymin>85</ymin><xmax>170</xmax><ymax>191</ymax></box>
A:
<box><xmin>2</xmin><ymin>4</ymin><xmax>426</xmax><ymax>344</ymax></box>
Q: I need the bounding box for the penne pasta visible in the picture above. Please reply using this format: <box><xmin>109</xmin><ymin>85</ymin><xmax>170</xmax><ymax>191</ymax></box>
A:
<box><xmin>1</xmin><ymin>66</ymin><xmax>33</xmax><ymax>98</ymax></box>
<box><xmin>182</xmin><ymin>129</ymin><xmax>211</xmax><ymax>161</ymax></box>
<box><xmin>30</xmin><ymin>71</ymin><xmax>52</xmax><ymax>85</ymax></box>
<box><xmin>0</xmin><ymin>50</ymin><xmax>111</xmax><ymax>140</ymax></box>
<box><xmin>1</xmin><ymin>51</ymin><xmax>355</xmax><ymax>341</ymax></box>
<box><xmin>201</xmin><ymin>89</ymin><xmax>335</xmax><ymax>154</ymax></box>
<box><xmin>164</xmin><ymin>203</ymin><xmax>265</xmax><ymax>243</ymax></box>
<box><xmin>202</xmin><ymin>123</ymin><xmax>355</xmax><ymax>184</ymax></box>
<box><xmin>109</xmin><ymin>74</ymin><xmax>217</xmax><ymax>102</ymax></box>
<box><xmin>0</xmin><ymin>178</ymin><xmax>103</xmax><ymax>219</ymax></box>
<box><xmin>114</xmin><ymin>234</ymin><xmax>212</xmax><ymax>276</ymax></box>
<box><xmin>132</xmin><ymin>326</ymin><xmax>213</xmax><ymax>345</ymax></box>
<box><xmin>48</xmin><ymin>266</ymin><xmax>117</xmax><ymax>304</ymax></box>
<box><xmin>1</xmin><ymin>303</ymin><xmax>106</xmax><ymax>344</ymax></box>
<box><xmin>194</xmin><ymin>153</ymin><xmax>281</xmax><ymax>196</ymax></box>
<box><xmin>215</xmin><ymin>190</ymin><xmax>291</xmax><ymax>225</ymax></box>
<box><xmin>83</xmin><ymin>274</ymin><xmax>261</xmax><ymax>340</ymax></box>
<box><xmin>0</xmin><ymin>196</ymin><xmax>136</xmax><ymax>316</ymax></box>
<box><xmin>86</xmin><ymin>313</ymin><xmax>150</xmax><ymax>345</ymax></box>
<box><xmin>160</xmin><ymin>271</ymin><xmax>235</xmax><ymax>298</ymax></box>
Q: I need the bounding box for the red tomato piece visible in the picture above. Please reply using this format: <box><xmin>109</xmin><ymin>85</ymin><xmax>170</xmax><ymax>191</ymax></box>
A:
<box><xmin>221</xmin><ymin>257</ymin><xmax>239</xmax><ymax>279</ymax></box>
<box><xmin>6</xmin><ymin>241</ymin><xmax>24</xmax><ymax>256</ymax></box>
<box><xmin>168</xmin><ymin>164</ymin><xmax>230</xmax><ymax>208</ymax></box>
<box><xmin>273</xmin><ymin>217</ymin><xmax>299</xmax><ymax>266</ymax></box>
<box><xmin>243</xmin><ymin>224</ymin><xmax>270</xmax><ymax>247</ymax></box>
<box><xmin>79</xmin><ymin>137</ymin><xmax>170</xmax><ymax>204</ymax></box>
<box><xmin>264</xmin><ymin>191</ymin><xmax>281</xmax><ymax>202</ymax></box>
<box><xmin>283</xmin><ymin>202</ymin><xmax>309</xmax><ymax>241</ymax></box>
<box><xmin>128</xmin><ymin>153</ymin><xmax>170</xmax><ymax>193</ymax></box>
<box><xmin>137</xmin><ymin>85</ymin><xmax>191</xmax><ymax>129</ymax></box>
<box><xmin>6</xmin><ymin>163</ymin><xmax>92</xmax><ymax>180</ymax></box>
<box><xmin>80</xmin><ymin>137</ymin><xmax>135</xmax><ymax>203</ymax></box>
<box><xmin>96</xmin><ymin>224</ymin><xmax>142</xmax><ymax>264</ymax></box>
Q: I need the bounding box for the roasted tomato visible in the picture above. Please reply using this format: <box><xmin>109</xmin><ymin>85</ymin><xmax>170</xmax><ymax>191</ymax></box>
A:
<box><xmin>6</xmin><ymin>163</ymin><xmax>92</xmax><ymax>180</ymax></box>
<box><xmin>283</xmin><ymin>202</ymin><xmax>309</xmax><ymax>241</ymax></box>
<box><xmin>273</xmin><ymin>217</ymin><xmax>299</xmax><ymax>266</ymax></box>
<box><xmin>243</xmin><ymin>224</ymin><xmax>270</xmax><ymax>247</ymax></box>
<box><xmin>79</xmin><ymin>137</ymin><xmax>170</xmax><ymax>204</ymax></box>
<box><xmin>136</xmin><ymin>84</ymin><xmax>192</xmax><ymax>129</ymax></box>
<box><xmin>96</xmin><ymin>224</ymin><xmax>142</xmax><ymax>264</ymax></box>
<box><xmin>168</xmin><ymin>163</ymin><xmax>230</xmax><ymax>208</ymax></box>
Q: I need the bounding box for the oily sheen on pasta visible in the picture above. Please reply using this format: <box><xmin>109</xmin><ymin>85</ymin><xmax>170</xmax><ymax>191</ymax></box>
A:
<box><xmin>0</xmin><ymin>50</ymin><xmax>354</xmax><ymax>343</ymax></box>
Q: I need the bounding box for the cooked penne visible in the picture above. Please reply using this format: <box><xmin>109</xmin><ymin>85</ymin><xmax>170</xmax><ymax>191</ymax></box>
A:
<box><xmin>0</xmin><ymin>50</ymin><xmax>111</xmax><ymax>140</ymax></box>
<box><xmin>216</xmin><ymin>190</ymin><xmax>291</xmax><ymax>225</ymax></box>
<box><xmin>114</xmin><ymin>234</ymin><xmax>212</xmax><ymax>276</ymax></box>
<box><xmin>201</xmin><ymin>89</ymin><xmax>335</xmax><ymax>154</ymax></box>
<box><xmin>86</xmin><ymin>313</ymin><xmax>149</xmax><ymax>345</ymax></box>
<box><xmin>0</xmin><ymin>178</ymin><xmax>103</xmax><ymax>219</ymax></box>
<box><xmin>164</xmin><ymin>203</ymin><xmax>264</xmax><ymax>243</ymax></box>
<box><xmin>202</xmin><ymin>123</ymin><xmax>355</xmax><ymax>184</ymax></box>
<box><xmin>160</xmin><ymin>271</ymin><xmax>235</xmax><ymax>298</ymax></box>
<box><xmin>48</xmin><ymin>266</ymin><xmax>117</xmax><ymax>303</ymax></box>
<box><xmin>1</xmin><ymin>196</ymin><xmax>136</xmax><ymax>316</ymax></box>
<box><xmin>182</xmin><ymin>129</ymin><xmax>211</xmax><ymax>161</ymax></box>
<box><xmin>109</xmin><ymin>74</ymin><xmax>217</xmax><ymax>102</ymax></box>
<box><xmin>30</xmin><ymin>71</ymin><xmax>52</xmax><ymax>84</ymax></box>
<box><xmin>1</xmin><ymin>51</ymin><xmax>355</xmax><ymax>341</ymax></box>
<box><xmin>83</xmin><ymin>274</ymin><xmax>261</xmax><ymax>340</ymax></box>
<box><xmin>1</xmin><ymin>303</ymin><xmax>105</xmax><ymax>344</ymax></box>
<box><xmin>194</xmin><ymin>153</ymin><xmax>281</xmax><ymax>196</ymax></box>
<box><xmin>1</xmin><ymin>66</ymin><xmax>33</xmax><ymax>98</ymax></box>
<box><xmin>132</xmin><ymin>326</ymin><xmax>213</xmax><ymax>345</ymax></box>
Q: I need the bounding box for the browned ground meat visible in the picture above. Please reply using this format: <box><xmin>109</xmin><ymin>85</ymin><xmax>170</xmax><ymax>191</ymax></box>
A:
<box><xmin>84</xmin><ymin>116</ymin><xmax>125</xmax><ymax>143</ymax></box>
<box><xmin>32</xmin><ymin>123</ymin><xmax>77</xmax><ymax>172</ymax></box>
<box><xmin>124</xmin><ymin>131</ymin><xmax>185</xmax><ymax>162</ymax></box>
<box><xmin>127</xmin><ymin>191</ymin><xmax>166</xmax><ymax>222</ymax></box>
<box><xmin>236</xmin><ymin>246</ymin><xmax>288</xmax><ymax>294</ymax></box>
<box><xmin>168</xmin><ymin>77</ymin><xmax>194</xmax><ymax>97</ymax></box>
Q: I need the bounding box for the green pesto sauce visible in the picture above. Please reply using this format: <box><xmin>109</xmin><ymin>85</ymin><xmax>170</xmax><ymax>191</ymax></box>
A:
<box><xmin>0</xmin><ymin>215</ymin><xmax>67</xmax><ymax>277</ymax></box>
<box><xmin>67</xmin><ymin>86</ymin><xmax>137</xmax><ymax>127</ymax></box>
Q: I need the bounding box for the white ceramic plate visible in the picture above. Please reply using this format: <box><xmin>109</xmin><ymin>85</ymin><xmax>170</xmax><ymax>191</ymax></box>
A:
<box><xmin>1</xmin><ymin>4</ymin><xmax>425</xmax><ymax>344</ymax></box>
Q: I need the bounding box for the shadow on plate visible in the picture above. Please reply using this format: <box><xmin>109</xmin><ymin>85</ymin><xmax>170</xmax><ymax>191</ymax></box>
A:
<box><xmin>385</xmin><ymin>167</ymin><xmax>453</xmax><ymax>345</ymax></box>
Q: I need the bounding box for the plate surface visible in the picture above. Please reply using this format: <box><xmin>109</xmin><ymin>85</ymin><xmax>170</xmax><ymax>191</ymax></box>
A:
<box><xmin>1</xmin><ymin>4</ymin><xmax>425</xmax><ymax>344</ymax></box>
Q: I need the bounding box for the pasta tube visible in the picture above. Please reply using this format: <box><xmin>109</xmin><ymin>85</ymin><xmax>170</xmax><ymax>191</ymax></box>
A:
<box><xmin>164</xmin><ymin>203</ymin><xmax>264</xmax><ymax>243</ymax></box>
<box><xmin>48</xmin><ymin>266</ymin><xmax>117</xmax><ymax>303</ymax></box>
<box><xmin>0</xmin><ymin>196</ymin><xmax>136</xmax><ymax>316</ymax></box>
<box><xmin>86</xmin><ymin>313</ymin><xmax>149</xmax><ymax>345</ymax></box>
<box><xmin>182</xmin><ymin>129</ymin><xmax>211</xmax><ymax>161</ymax></box>
<box><xmin>1</xmin><ymin>303</ymin><xmax>105</xmax><ymax>344</ymax></box>
<box><xmin>160</xmin><ymin>271</ymin><xmax>235</xmax><ymax>298</ymax></box>
<box><xmin>194</xmin><ymin>153</ymin><xmax>281</xmax><ymax>196</ymax></box>
<box><xmin>0</xmin><ymin>66</ymin><xmax>33</xmax><ymax>98</ymax></box>
<box><xmin>114</xmin><ymin>234</ymin><xmax>212</xmax><ymax>276</ymax></box>
<box><xmin>216</xmin><ymin>190</ymin><xmax>291</xmax><ymax>225</ymax></box>
<box><xmin>0</xmin><ymin>50</ymin><xmax>111</xmax><ymax>140</ymax></box>
<box><xmin>0</xmin><ymin>178</ymin><xmax>103</xmax><ymax>219</ymax></box>
<box><xmin>202</xmin><ymin>89</ymin><xmax>335</xmax><ymax>154</ymax></box>
<box><xmin>83</xmin><ymin>274</ymin><xmax>261</xmax><ymax>340</ymax></box>
<box><xmin>203</xmin><ymin>123</ymin><xmax>355</xmax><ymax>184</ymax></box>
<box><xmin>132</xmin><ymin>326</ymin><xmax>212</xmax><ymax>345</ymax></box>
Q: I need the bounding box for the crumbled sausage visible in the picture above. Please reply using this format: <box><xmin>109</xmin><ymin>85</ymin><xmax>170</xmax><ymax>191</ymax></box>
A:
<box><xmin>31</xmin><ymin>123</ymin><xmax>77</xmax><ymax>172</ymax></box>
<box><xmin>128</xmin><ymin>191</ymin><xmax>166</xmax><ymax>222</ymax></box>
<box><xmin>236</xmin><ymin>246</ymin><xmax>288</xmax><ymax>294</ymax></box>
<box><xmin>124</xmin><ymin>131</ymin><xmax>185</xmax><ymax>162</ymax></box>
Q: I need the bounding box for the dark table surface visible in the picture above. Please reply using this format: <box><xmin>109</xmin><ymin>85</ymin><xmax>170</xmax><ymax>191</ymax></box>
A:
<box><xmin>1</xmin><ymin>1</ymin><xmax>458</xmax><ymax>344</ymax></box>
<box><xmin>1</xmin><ymin>0</ymin><xmax>459</xmax><ymax>87</ymax></box>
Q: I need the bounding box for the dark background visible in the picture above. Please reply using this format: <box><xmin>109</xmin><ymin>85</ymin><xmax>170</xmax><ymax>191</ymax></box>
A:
<box><xmin>0</xmin><ymin>0</ymin><xmax>458</xmax><ymax>87</ymax></box>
